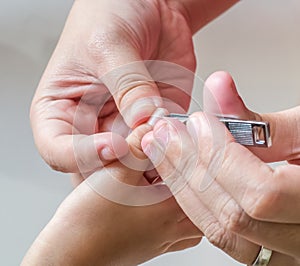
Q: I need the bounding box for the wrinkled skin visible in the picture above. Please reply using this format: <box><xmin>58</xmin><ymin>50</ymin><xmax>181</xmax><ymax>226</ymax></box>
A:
<box><xmin>142</xmin><ymin>71</ymin><xmax>300</xmax><ymax>266</ymax></box>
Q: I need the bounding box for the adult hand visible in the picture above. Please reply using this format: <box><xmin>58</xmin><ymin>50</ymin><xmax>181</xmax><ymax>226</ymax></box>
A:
<box><xmin>141</xmin><ymin>72</ymin><xmax>300</xmax><ymax>265</ymax></box>
<box><xmin>30</xmin><ymin>0</ymin><xmax>237</xmax><ymax>176</ymax></box>
<box><xmin>22</xmin><ymin>124</ymin><xmax>202</xmax><ymax>266</ymax></box>
<box><xmin>203</xmin><ymin>71</ymin><xmax>300</xmax><ymax>165</ymax></box>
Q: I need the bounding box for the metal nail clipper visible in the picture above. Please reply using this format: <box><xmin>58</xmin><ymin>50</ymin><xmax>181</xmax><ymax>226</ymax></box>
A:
<box><xmin>165</xmin><ymin>113</ymin><xmax>272</xmax><ymax>148</ymax></box>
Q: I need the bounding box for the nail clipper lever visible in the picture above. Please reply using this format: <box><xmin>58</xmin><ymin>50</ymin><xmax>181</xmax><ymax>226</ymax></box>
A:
<box><xmin>165</xmin><ymin>114</ymin><xmax>272</xmax><ymax>148</ymax></box>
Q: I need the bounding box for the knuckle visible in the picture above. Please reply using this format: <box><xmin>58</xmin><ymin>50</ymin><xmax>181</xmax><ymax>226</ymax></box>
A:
<box><xmin>49</xmin><ymin>163</ymin><xmax>64</xmax><ymax>172</ymax></box>
<box><xmin>45</xmin><ymin>153</ymin><xmax>69</xmax><ymax>173</ymax></box>
<box><xmin>166</xmin><ymin>151</ymin><xmax>198</xmax><ymax>194</ymax></box>
<box><xmin>244</xmin><ymin>180</ymin><xmax>281</xmax><ymax>220</ymax></box>
<box><xmin>182</xmin><ymin>152</ymin><xmax>199</xmax><ymax>175</ymax></box>
<box><xmin>161</xmin><ymin>125</ymin><xmax>199</xmax><ymax>192</ymax></box>
<box><xmin>219</xmin><ymin>198</ymin><xmax>252</xmax><ymax>234</ymax></box>
<box><xmin>115</xmin><ymin>78</ymin><xmax>154</xmax><ymax>103</ymax></box>
<box><xmin>204</xmin><ymin>222</ymin><xmax>231</xmax><ymax>251</ymax></box>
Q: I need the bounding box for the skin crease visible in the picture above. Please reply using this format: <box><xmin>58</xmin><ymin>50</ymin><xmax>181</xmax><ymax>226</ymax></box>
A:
<box><xmin>22</xmin><ymin>124</ymin><xmax>202</xmax><ymax>266</ymax></box>
<box><xmin>142</xmin><ymin>72</ymin><xmax>300</xmax><ymax>266</ymax></box>
<box><xmin>26</xmin><ymin>2</ymin><xmax>237</xmax><ymax>263</ymax></box>
<box><xmin>25</xmin><ymin>0</ymin><xmax>300</xmax><ymax>261</ymax></box>
<box><xmin>26</xmin><ymin>0</ymin><xmax>300</xmax><ymax>263</ymax></box>
<box><xmin>30</xmin><ymin>0</ymin><xmax>237</xmax><ymax>176</ymax></box>
<box><xmin>203</xmin><ymin>72</ymin><xmax>300</xmax><ymax>165</ymax></box>
<box><xmin>26</xmin><ymin>0</ymin><xmax>271</xmax><ymax>265</ymax></box>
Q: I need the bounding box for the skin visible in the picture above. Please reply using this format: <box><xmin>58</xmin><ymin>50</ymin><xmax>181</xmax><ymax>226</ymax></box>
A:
<box><xmin>30</xmin><ymin>0</ymin><xmax>237</xmax><ymax>176</ymax></box>
<box><xmin>27</xmin><ymin>1</ymin><xmax>238</xmax><ymax>264</ymax></box>
<box><xmin>25</xmin><ymin>0</ymin><xmax>300</xmax><ymax>263</ymax></box>
<box><xmin>142</xmin><ymin>71</ymin><xmax>300</xmax><ymax>265</ymax></box>
<box><xmin>22</xmin><ymin>124</ymin><xmax>202</xmax><ymax>266</ymax></box>
<box><xmin>27</xmin><ymin>0</ymin><xmax>300</xmax><ymax>263</ymax></box>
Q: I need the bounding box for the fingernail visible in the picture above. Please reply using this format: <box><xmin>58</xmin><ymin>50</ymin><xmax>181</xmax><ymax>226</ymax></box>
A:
<box><xmin>152</xmin><ymin>97</ymin><xmax>163</xmax><ymax>108</ymax></box>
<box><xmin>128</xmin><ymin>97</ymin><xmax>163</xmax><ymax>128</ymax></box>
<box><xmin>143</xmin><ymin>143</ymin><xmax>154</xmax><ymax>159</ymax></box>
<box><xmin>147</xmin><ymin>108</ymin><xmax>169</xmax><ymax>126</ymax></box>
<box><xmin>187</xmin><ymin>115</ymin><xmax>201</xmax><ymax>142</ymax></box>
<box><xmin>188</xmin><ymin>113</ymin><xmax>212</xmax><ymax>143</ymax></box>
<box><xmin>154</xmin><ymin>120</ymin><xmax>170</xmax><ymax>148</ymax></box>
<box><xmin>142</xmin><ymin>134</ymin><xmax>157</xmax><ymax>160</ymax></box>
<box><xmin>100</xmin><ymin>146</ymin><xmax>115</xmax><ymax>161</ymax></box>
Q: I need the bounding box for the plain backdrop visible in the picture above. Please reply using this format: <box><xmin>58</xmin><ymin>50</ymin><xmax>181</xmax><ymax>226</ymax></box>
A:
<box><xmin>0</xmin><ymin>0</ymin><xmax>299</xmax><ymax>265</ymax></box>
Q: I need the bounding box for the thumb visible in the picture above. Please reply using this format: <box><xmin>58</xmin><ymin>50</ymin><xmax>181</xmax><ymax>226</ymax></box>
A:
<box><xmin>203</xmin><ymin>71</ymin><xmax>300</xmax><ymax>163</ymax></box>
<box><xmin>203</xmin><ymin>71</ymin><xmax>254</xmax><ymax>119</ymax></box>
<box><xmin>100</xmin><ymin>48</ymin><xmax>162</xmax><ymax>128</ymax></box>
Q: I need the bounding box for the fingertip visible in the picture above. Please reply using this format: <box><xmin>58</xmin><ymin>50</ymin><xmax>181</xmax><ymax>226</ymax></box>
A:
<box><xmin>111</xmin><ymin>133</ymin><xmax>129</xmax><ymax>158</ymax></box>
<box><xmin>124</xmin><ymin>97</ymin><xmax>163</xmax><ymax>128</ymax></box>
<box><xmin>205</xmin><ymin>71</ymin><xmax>235</xmax><ymax>91</ymax></box>
<box><xmin>100</xmin><ymin>147</ymin><xmax>116</xmax><ymax>161</ymax></box>
<box><xmin>204</xmin><ymin>71</ymin><xmax>248</xmax><ymax>117</ymax></box>
<box><xmin>147</xmin><ymin>108</ymin><xmax>169</xmax><ymax>127</ymax></box>
<box><xmin>187</xmin><ymin>112</ymin><xmax>210</xmax><ymax>140</ymax></box>
<box><xmin>141</xmin><ymin>131</ymin><xmax>154</xmax><ymax>152</ymax></box>
<box><xmin>95</xmin><ymin>132</ymin><xmax>129</xmax><ymax>161</ymax></box>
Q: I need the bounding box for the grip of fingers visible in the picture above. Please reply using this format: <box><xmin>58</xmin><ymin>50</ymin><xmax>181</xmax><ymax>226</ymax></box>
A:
<box><xmin>142</xmin><ymin>118</ymin><xmax>197</xmax><ymax>194</ymax></box>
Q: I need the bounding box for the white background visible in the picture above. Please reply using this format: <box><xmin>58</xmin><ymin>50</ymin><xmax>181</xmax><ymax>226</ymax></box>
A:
<box><xmin>0</xmin><ymin>0</ymin><xmax>299</xmax><ymax>265</ymax></box>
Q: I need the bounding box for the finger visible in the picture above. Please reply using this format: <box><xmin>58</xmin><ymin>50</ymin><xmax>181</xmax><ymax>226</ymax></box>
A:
<box><xmin>74</xmin><ymin>132</ymin><xmax>130</xmax><ymax>176</ymax></box>
<box><xmin>230</xmin><ymin>218</ymin><xmax>300</xmax><ymax>259</ymax></box>
<box><xmin>99</xmin><ymin>44</ymin><xmax>195</xmax><ymax>128</ymax></box>
<box><xmin>142</xmin><ymin>118</ymin><xmax>197</xmax><ymax>194</ymax></box>
<box><xmin>179</xmin><ymin>174</ymin><xmax>300</xmax><ymax>263</ymax></box>
<box><xmin>268</xmin><ymin>252</ymin><xmax>300</xmax><ymax>266</ymax></box>
<box><xmin>120</xmin><ymin>109</ymin><xmax>170</xmax><ymax>174</ymax></box>
<box><xmin>30</xmin><ymin>95</ymin><xmax>129</xmax><ymax>174</ymax></box>
<box><xmin>203</xmin><ymin>71</ymin><xmax>252</xmax><ymax>118</ymax></box>
<box><xmin>33</xmin><ymin>124</ymin><xmax>128</xmax><ymax>174</ymax></box>
<box><xmin>99</xmin><ymin>49</ymin><xmax>162</xmax><ymax>128</ymax></box>
<box><xmin>141</xmin><ymin>118</ymin><xmax>262</xmax><ymax>265</ymax></box>
<box><xmin>148</xmin><ymin>60</ymin><xmax>195</xmax><ymax>113</ymax></box>
<box><xmin>142</xmin><ymin>112</ymin><xmax>300</xmax><ymax>262</ymax></box>
<box><xmin>203</xmin><ymin>71</ymin><xmax>300</xmax><ymax>163</ymax></box>
<box><xmin>184</xmin><ymin>115</ymin><xmax>300</xmax><ymax>258</ymax></box>
<box><xmin>188</xmin><ymin>112</ymin><xmax>300</xmax><ymax>223</ymax></box>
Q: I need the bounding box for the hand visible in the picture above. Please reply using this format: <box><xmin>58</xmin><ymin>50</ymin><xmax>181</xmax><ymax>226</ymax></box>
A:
<box><xmin>141</xmin><ymin>72</ymin><xmax>300</xmax><ymax>265</ymax></box>
<box><xmin>203</xmin><ymin>71</ymin><xmax>300</xmax><ymax>165</ymax></box>
<box><xmin>22</xmin><ymin>124</ymin><xmax>202</xmax><ymax>266</ymax></box>
<box><xmin>30</xmin><ymin>0</ymin><xmax>237</xmax><ymax>177</ymax></box>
